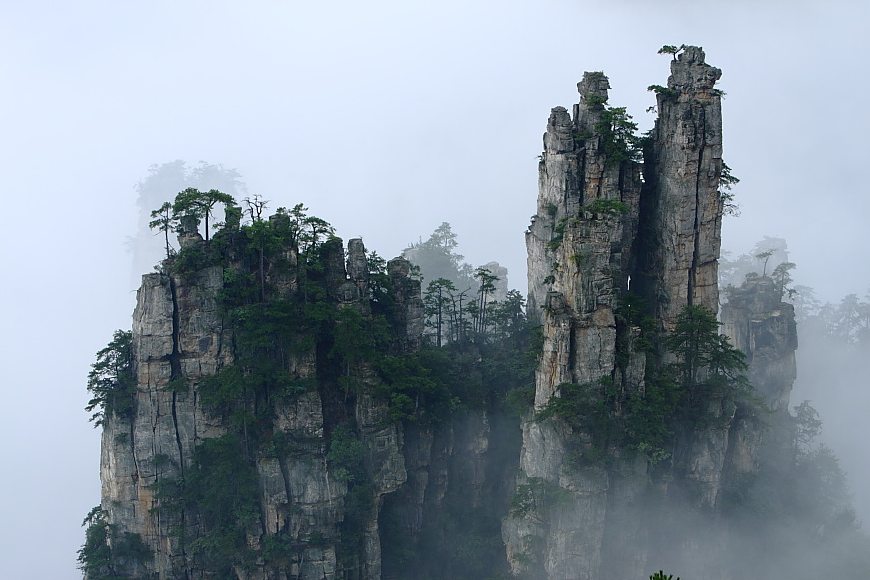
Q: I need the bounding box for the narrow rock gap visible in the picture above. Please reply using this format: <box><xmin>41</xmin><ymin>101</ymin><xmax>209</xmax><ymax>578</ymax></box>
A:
<box><xmin>167</xmin><ymin>275</ymin><xmax>188</xmax><ymax>566</ymax></box>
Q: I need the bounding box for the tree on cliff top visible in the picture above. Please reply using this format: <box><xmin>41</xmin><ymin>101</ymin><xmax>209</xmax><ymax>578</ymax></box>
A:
<box><xmin>172</xmin><ymin>187</ymin><xmax>237</xmax><ymax>241</ymax></box>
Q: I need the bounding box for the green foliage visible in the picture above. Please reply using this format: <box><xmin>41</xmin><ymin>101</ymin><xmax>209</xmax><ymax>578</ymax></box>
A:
<box><xmin>615</xmin><ymin>292</ymin><xmax>656</xmax><ymax>355</ymax></box>
<box><xmin>667</xmin><ymin>306</ymin><xmax>748</xmax><ymax>387</ymax></box>
<box><xmin>547</xmin><ymin>218</ymin><xmax>568</xmax><ymax>251</ymax></box>
<box><xmin>536</xmin><ymin>373</ymin><xmax>678</xmax><ymax>464</ymax></box>
<box><xmin>154</xmin><ymin>434</ymin><xmax>259</xmax><ymax>576</ymax></box>
<box><xmin>78</xmin><ymin>507</ymin><xmax>113</xmax><ymax>578</ymax></box>
<box><xmin>794</xmin><ymin>400</ymin><xmax>823</xmax><ymax>455</ymax></box>
<box><xmin>624</xmin><ymin>371</ymin><xmax>681</xmax><ymax>462</ymax></box>
<box><xmin>135</xmin><ymin>201</ymin><xmax>547</xmax><ymax>574</ymax></box>
<box><xmin>585</xmin><ymin>71</ymin><xmax>607</xmax><ymax>83</ymax></box>
<box><xmin>721</xmin><ymin>394</ymin><xmax>870</xmax><ymax>579</ymax></box>
<box><xmin>149</xmin><ymin>201</ymin><xmax>177</xmax><ymax>259</ymax></box>
<box><xmin>755</xmin><ymin>249</ymin><xmax>775</xmax><ymax>277</ymax></box>
<box><xmin>85</xmin><ymin>330</ymin><xmax>135</xmax><ymax>427</ymax></box>
<box><xmin>472</xmin><ymin>267</ymin><xmax>499</xmax><ymax>338</ymax></box>
<box><xmin>331</xmin><ymin>306</ymin><xmax>391</xmax><ymax>377</ymax></box>
<box><xmin>666</xmin><ymin>305</ymin><xmax>756</xmax><ymax>429</ymax></box>
<box><xmin>657</xmin><ymin>44</ymin><xmax>686</xmax><ymax>59</ymax></box>
<box><xmin>585</xmin><ymin>94</ymin><xmax>608</xmax><ymax>108</ymax></box>
<box><xmin>536</xmin><ymin>378</ymin><xmax>618</xmax><ymax>465</ymax></box>
<box><xmin>327</xmin><ymin>424</ymin><xmax>375</xmax><ymax>574</ymax></box>
<box><xmin>586</xmin><ymin>198</ymin><xmax>629</xmax><ymax>216</ymax></box>
<box><xmin>647</xmin><ymin>84</ymin><xmax>678</xmax><ymax>99</ymax></box>
<box><xmin>772</xmin><ymin>261</ymin><xmax>796</xmax><ymax>299</ymax></box>
<box><xmin>167</xmin><ymin>239</ymin><xmax>224</xmax><ymax>275</ymax></box>
<box><xmin>199</xmin><ymin>300</ymin><xmax>323</xmax><ymax>439</ymax></box>
<box><xmin>372</xmin><ymin>301</ymin><xmax>539</xmax><ymax>423</ymax></box>
<box><xmin>504</xmin><ymin>384</ymin><xmax>536</xmax><ymax>417</ymax></box>
<box><xmin>595</xmin><ymin>105</ymin><xmax>642</xmax><ymax>164</ymax></box>
<box><xmin>327</xmin><ymin>425</ymin><xmax>367</xmax><ymax>483</ymax></box>
<box><xmin>509</xmin><ymin>477</ymin><xmax>571</xmax><ymax>517</ymax></box>
<box><xmin>537</xmin><ymin>305</ymin><xmax>754</xmax><ymax>464</ymax></box>
<box><xmin>719</xmin><ymin>161</ymin><xmax>741</xmax><ymax>217</ymax></box>
<box><xmin>171</xmin><ymin>187</ymin><xmax>237</xmax><ymax>241</ymax></box>
<box><xmin>78</xmin><ymin>506</ymin><xmax>151</xmax><ymax>579</ymax></box>
<box><xmin>374</xmin><ymin>349</ymin><xmax>457</xmax><ymax>423</ymax></box>
<box><xmin>719</xmin><ymin>236</ymin><xmax>791</xmax><ymax>290</ymax></box>
<box><xmin>650</xmin><ymin>572</ymin><xmax>680</xmax><ymax>580</ymax></box>
<box><xmin>423</xmin><ymin>278</ymin><xmax>457</xmax><ymax>347</ymax></box>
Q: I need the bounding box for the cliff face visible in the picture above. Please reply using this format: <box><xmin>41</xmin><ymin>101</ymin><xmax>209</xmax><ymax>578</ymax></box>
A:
<box><xmin>98</xmin><ymin>218</ymin><xmax>521</xmax><ymax>579</ymax></box>
<box><xmin>639</xmin><ymin>46</ymin><xmax>724</xmax><ymax>331</ymax></box>
<box><xmin>93</xmin><ymin>47</ymin><xmax>808</xmax><ymax>580</ymax></box>
<box><xmin>511</xmin><ymin>69</ymin><xmax>644</xmax><ymax>580</ymax></box>
<box><xmin>504</xmin><ymin>47</ymin><xmax>798</xmax><ymax>580</ymax></box>
<box><xmin>721</xmin><ymin>276</ymin><xmax>798</xmax><ymax>477</ymax></box>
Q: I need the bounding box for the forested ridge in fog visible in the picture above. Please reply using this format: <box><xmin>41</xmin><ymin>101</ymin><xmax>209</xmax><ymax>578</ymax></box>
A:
<box><xmin>2</xmin><ymin>2</ymin><xmax>869</xmax><ymax>579</ymax></box>
<box><xmin>77</xmin><ymin>46</ymin><xmax>870</xmax><ymax>580</ymax></box>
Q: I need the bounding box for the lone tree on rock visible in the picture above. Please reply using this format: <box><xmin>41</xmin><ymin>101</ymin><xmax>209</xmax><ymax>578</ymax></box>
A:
<box><xmin>148</xmin><ymin>201</ymin><xmax>177</xmax><ymax>260</ymax></box>
<box><xmin>657</xmin><ymin>44</ymin><xmax>686</xmax><ymax>59</ymax></box>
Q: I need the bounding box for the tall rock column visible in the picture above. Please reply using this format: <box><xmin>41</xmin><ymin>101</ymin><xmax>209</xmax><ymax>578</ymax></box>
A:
<box><xmin>507</xmin><ymin>47</ymin><xmax>731</xmax><ymax>579</ymax></box>
<box><xmin>505</xmin><ymin>71</ymin><xmax>644</xmax><ymax>580</ymax></box>
<box><xmin>637</xmin><ymin>47</ymin><xmax>729</xmax><ymax>510</ymax></box>
<box><xmin>721</xmin><ymin>276</ymin><xmax>798</xmax><ymax>479</ymax></box>
<box><xmin>640</xmin><ymin>46</ymin><xmax>724</xmax><ymax>332</ymax></box>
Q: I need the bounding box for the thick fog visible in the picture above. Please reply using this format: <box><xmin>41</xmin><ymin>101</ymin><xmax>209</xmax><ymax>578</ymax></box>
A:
<box><xmin>1</xmin><ymin>1</ymin><xmax>868</xmax><ymax>577</ymax></box>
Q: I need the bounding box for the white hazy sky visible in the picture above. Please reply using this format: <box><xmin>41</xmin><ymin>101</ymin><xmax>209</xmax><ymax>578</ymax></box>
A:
<box><xmin>1</xmin><ymin>1</ymin><xmax>868</xmax><ymax>577</ymax></box>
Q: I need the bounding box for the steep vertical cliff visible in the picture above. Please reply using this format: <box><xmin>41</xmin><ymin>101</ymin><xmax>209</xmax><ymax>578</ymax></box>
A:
<box><xmin>91</xmin><ymin>204</ymin><xmax>527</xmax><ymax>579</ymax></box>
<box><xmin>638</xmin><ymin>46</ymin><xmax>724</xmax><ymax>330</ymax></box>
<box><xmin>721</xmin><ymin>276</ymin><xmax>798</xmax><ymax>479</ymax></box>
<box><xmin>503</xmin><ymin>47</ymin><xmax>769</xmax><ymax>579</ymax></box>
<box><xmin>87</xmin><ymin>46</ymin><xmax>851</xmax><ymax>580</ymax></box>
<box><xmin>509</xmin><ymin>68</ymin><xmax>644</xmax><ymax>580</ymax></box>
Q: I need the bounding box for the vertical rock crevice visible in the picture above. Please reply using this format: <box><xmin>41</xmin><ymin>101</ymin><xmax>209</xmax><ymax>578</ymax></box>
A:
<box><xmin>506</xmin><ymin>47</ymin><xmax>740</xmax><ymax>578</ymax></box>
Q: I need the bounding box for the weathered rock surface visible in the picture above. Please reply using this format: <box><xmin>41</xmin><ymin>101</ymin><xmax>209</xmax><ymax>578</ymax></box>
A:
<box><xmin>99</xmin><ymin>225</ymin><xmax>519</xmax><ymax>580</ymax></box>
<box><xmin>639</xmin><ymin>46</ymin><xmax>724</xmax><ymax>332</ymax></box>
<box><xmin>508</xmin><ymin>68</ymin><xmax>646</xmax><ymax>580</ymax></box>
<box><xmin>96</xmin><ymin>46</ymin><xmax>805</xmax><ymax>580</ymax></box>
<box><xmin>505</xmin><ymin>48</ymin><xmax>795</xmax><ymax>579</ymax></box>
<box><xmin>722</xmin><ymin>275</ymin><xmax>798</xmax><ymax>478</ymax></box>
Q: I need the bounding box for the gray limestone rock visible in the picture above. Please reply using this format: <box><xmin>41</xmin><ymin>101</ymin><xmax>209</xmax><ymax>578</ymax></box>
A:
<box><xmin>508</xmin><ymin>68</ymin><xmax>645</xmax><ymax>578</ymax></box>
<box><xmin>98</xmin><ymin>230</ymin><xmax>430</xmax><ymax>579</ymax></box>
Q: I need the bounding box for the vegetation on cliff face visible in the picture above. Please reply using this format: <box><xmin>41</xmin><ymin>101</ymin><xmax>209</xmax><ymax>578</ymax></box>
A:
<box><xmin>84</xmin><ymin>330</ymin><xmax>135</xmax><ymax>427</ymax></box>
<box><xmin>81</xmin><ymin>53</ymin><xmax>870</xmax><ymax>578</ymax></box>
<box><xmin>537</xmin><ymin>304</ymin><xmax>754</xmax><ymax>466</ymax></box>
<box><xmin>82</xmin><ymin>191</ymin><xmax>540</xmax><ymax>578</ymax></box>
<box><xmin>78</xmin><ymin>507</ymin><xmax>151</xmax><ymax>579</ymax></box>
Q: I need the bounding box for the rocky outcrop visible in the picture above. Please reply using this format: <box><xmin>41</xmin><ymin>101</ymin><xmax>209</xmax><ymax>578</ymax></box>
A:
<box><xmin>721</xmin><ymin>275</ymin><xmax>798</xmax><ymax>478</ymax></box>
<box><xmin>99</xmin><ymin>218</ymin><xmax>521</xmax><ymax>580</ymax></box>
<box><xmin>639</xmin><ymin>46</ymin><xmax>724</xmax><ymax>332</ymax></box>
<box><xmin>510</xmin><ymin>68</ymin><xmax>644</xmax><ymax>580</ymax></box>
<box><xmin>99</xmin><ymin>226</ymin><xmax>428</xmax><ymax>578</ymax></box>
<box><xmin>95</xmin><ymin>46</ymin><xmax>808</xmax><ymax>580</ymax></box>
<box><xmin>722</xmin><ymin>277</ymin><xmax>797</xmax><ymax>413</ymax></box>
<box><xmin>504</xmin><ymin>47</ymin><xmax>767</xmax><ymax>579</ymax></box>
